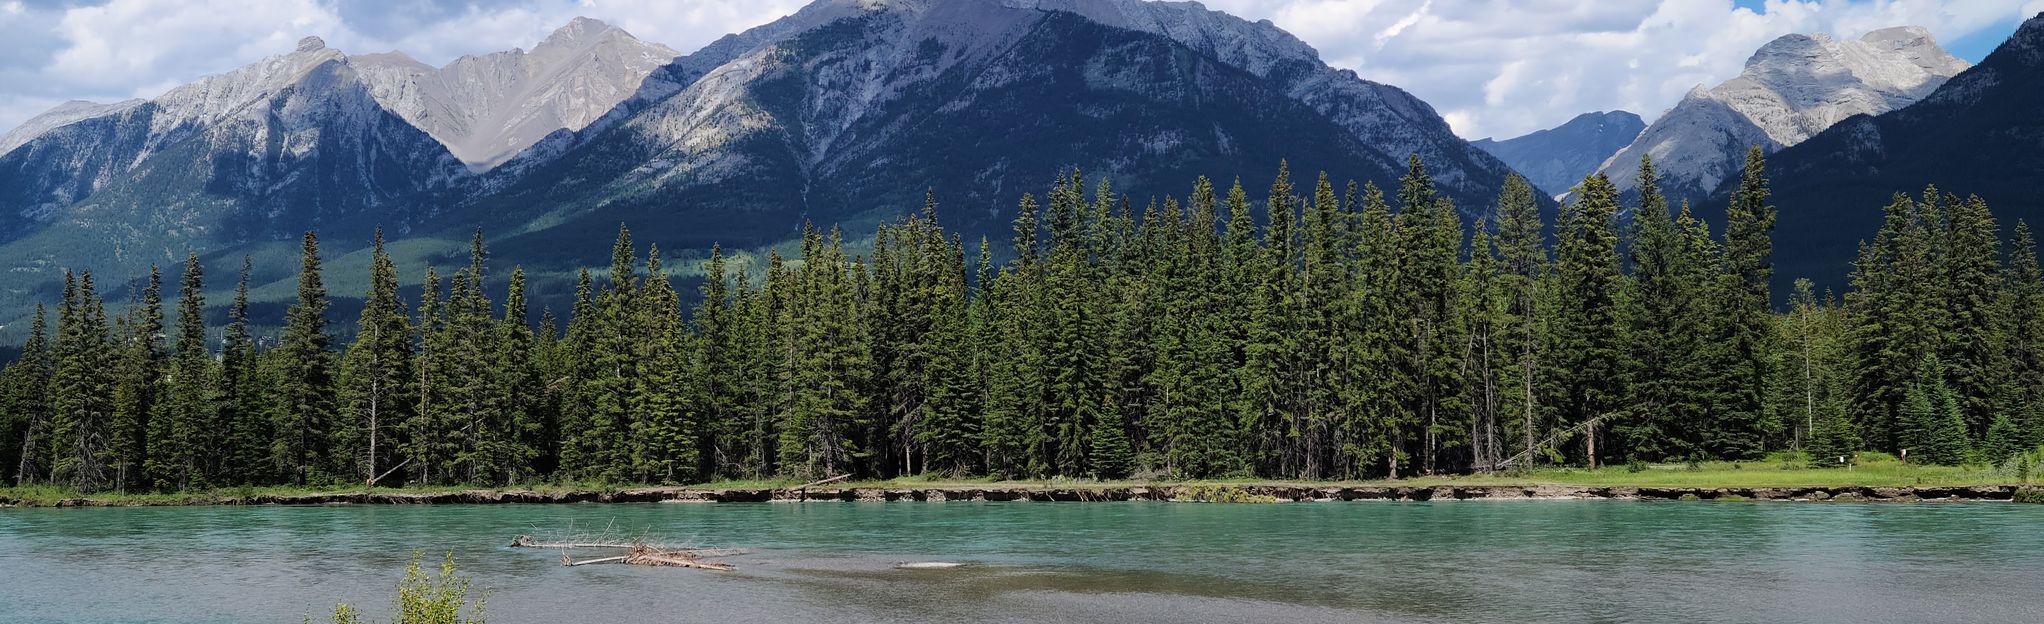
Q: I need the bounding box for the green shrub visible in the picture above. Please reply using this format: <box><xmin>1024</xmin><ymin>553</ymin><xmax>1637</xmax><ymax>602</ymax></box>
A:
<box><xmin>1625</xmin><ymin>459</ymin><xmax>1648</xmax><ymax>473</ymax></box>
<box><xmin>2013</xmin><ymin>489</ymin><xmax>2044</xmax><ymax>504</ymax></box>
<box><xmin>321</xmin><ymin>552</ymin><xmax>485</xmax><ymax>624</ymax></box>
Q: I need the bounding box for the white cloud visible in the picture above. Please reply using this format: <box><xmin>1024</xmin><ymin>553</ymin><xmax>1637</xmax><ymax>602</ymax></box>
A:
<box><xmin>0</xmin><ymin>0</ymin><xmax>2034</xmax><ymax>141</ymax></box>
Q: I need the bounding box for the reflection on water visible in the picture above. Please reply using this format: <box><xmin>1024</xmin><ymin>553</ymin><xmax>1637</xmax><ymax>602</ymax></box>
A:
<box><xmin>1</xmin><ymin>501</ymin><xmax>2039</xmax><ymax>623</ymax></box>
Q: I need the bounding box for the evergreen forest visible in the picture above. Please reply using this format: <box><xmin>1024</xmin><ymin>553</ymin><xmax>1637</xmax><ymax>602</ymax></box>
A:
<box><xmin>2</xmin><ymin>148</ymin><xmax>2038</xmax><ymax>492</ymax></box>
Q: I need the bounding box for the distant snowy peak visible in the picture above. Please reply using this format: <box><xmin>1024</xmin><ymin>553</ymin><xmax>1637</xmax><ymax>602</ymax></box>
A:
<box><xmin>352</xmin><ymin>17</ymin><xmax>681</xmax><ymax>170</ymax></box>
<box><xmin>1599</xmin><ymin>25</ymin><xmax>1966</xmax><ymax>200</ymax></box>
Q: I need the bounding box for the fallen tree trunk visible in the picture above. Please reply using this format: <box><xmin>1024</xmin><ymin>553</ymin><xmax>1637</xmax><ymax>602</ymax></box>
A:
<box><xmin>516</xmin><ymin>533</ymin><xmax>747</xmax><ymax>571</ymax></box>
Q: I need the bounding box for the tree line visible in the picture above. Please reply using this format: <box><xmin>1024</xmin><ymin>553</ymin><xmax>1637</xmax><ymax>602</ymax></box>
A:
<box><xmin>1</xmin><ymin>148</ymin><xmax>2039</xmax><ymax>492</ymax></box>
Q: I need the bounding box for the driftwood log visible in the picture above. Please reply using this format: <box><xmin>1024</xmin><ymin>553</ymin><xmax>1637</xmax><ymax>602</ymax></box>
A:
<box><xmin>781</xmin><ymin>474</ymin><xmax>853</xmax><ymax>501</ymax></box>
<box><xmin>512</xmin><ymin>534</ymin><xmax>748</xmax><ymax>571</ymax></box>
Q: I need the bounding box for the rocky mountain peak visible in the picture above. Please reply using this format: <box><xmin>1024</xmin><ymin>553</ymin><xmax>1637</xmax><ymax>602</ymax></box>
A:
<box><xmin>351</xmin><ymin>17</ymin><xmax>681</xmax><ymax>170</ymax></box>
<box><xmin>539</xmin><ymin>16</ymin><xmax>629</xmax><ymax>50</ymax></box>
<box><xmin>297</xmin><ymin>35</ymin><xmax>327</xmax><ymax>52</ymax></box>
<box><xmin>1595</xmin><ymin>23</ymin><xmax>1966</xmax><ymax>202</ymax></box>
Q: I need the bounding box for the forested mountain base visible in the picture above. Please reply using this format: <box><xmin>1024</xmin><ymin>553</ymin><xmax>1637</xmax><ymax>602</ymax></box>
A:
<box><xmin>1</xmin><ymin>150</ymin><xmax>2039</xmax><ymax>492</ymax></box>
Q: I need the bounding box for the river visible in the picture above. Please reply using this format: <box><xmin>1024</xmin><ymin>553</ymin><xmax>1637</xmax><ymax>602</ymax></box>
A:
<box><xmin>1</xmin><ymin>501</ymin><xmax>2038</xmax><ymax>623</ymax></box>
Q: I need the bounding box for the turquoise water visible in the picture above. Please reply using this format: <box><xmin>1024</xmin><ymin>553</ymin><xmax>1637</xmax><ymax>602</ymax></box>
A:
<box><xmin>1</xmin><ymin>501</ymin><xmax>2039</xmax><ymax>623</ymax></box>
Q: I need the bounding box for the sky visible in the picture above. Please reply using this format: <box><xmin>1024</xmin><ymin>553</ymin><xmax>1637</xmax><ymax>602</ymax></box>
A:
<box><xmin>0</xmin><ymin>0</ymin><xmax>2039</xmax><ymax>140</ymax></box>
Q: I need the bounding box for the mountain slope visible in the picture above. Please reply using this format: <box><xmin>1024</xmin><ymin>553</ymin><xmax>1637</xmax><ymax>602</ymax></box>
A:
<box><xmin>0</xmin><ymin>36</ymin><xmax>464</xmax><ymax>312</ymax></box>
<box><xmin>1473</xmin><ymin>111</ymin><xmax>1643</xmax><ymax>197</ymax></box>
<box><xmin>457</xmin><ymin>2</ymin><xmax>1413</xmax><ymax>269</ymax></box>
<box><xmin>1744</xmin><ymin>13</ymin><xmax>2044</xmax><ymax>294</ymax></box>
<box><xmin>0</xmin><ymin>0</ymin><xmax>1533</xmax><ymax>337</ymax></box>
<box><xmin>1600</xmin><ymin>26</ymin><xmax>1966</xmax><ymax>202</ymax></box>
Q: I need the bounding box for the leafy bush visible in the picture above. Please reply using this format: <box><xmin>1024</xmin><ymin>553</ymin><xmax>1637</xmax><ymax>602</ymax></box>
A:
<box><xmin>2013</xmin><ymin>488</ymin><xmax>2044</xmax><ymax>505</ymax></box>
<box><xmin>321</xmin><ymin>552</ymin><xmax>485</xmax><ymax>624</ymax></box>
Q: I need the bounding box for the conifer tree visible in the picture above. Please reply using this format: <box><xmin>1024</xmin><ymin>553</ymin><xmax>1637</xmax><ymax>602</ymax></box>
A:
<box><xmin>154</xmin><ymin>253</ymin><xmax>212</xmax><ymax>490</ymax></box>
<box><xmin>1342</xmin><ymin>181</ymin><xmax>1404</xmax><ymax>477</ymax></box>
<box><xmin>919</xmin><ymin>236</ymin><xmax>982</xmax><ymax>475</ymax></box>
<box><xmin>629</xmin><ymin>247</ymin><xmax>696</xmax><ymax>483</ymax></box>
<box><xmin>497</xmin><ymin>267</ymin><xmax>543</xmax><ymax>484</ymax></box>
<box><xmin>1463</xmin><ymin>225</ymin><xmax>1508</xmax><ymax>470</ymax></box>
<box><xmin>781</xmin><ymin>227</ymin><xmax>872</xmax><ymax>477</ymax></box>
<box><xmin>218</xmin><ymin>258</ymin><xmax>269</xmax><ymax>485</ymax></box>
<box><xmin>272</xmin><ymin>232</ymin><xmax>336</xmax><ymax>485</ymax></box>
<box><xmin>4</xmin><ymin>305</ymin><xmax>52</xmax><ymax>484</ymax></box>
<box><xmin>110</xmin><ymin>265</ymin><xmax>164</xmax><ymax>490</ymax></box>
<box><xmin>1236</xmin><ymin>164</ymin><xmax>1296</xmax><ymax>476</ymax></box>
<box><xmin>983</xmin><ymin>195</ymin><xmax>1047</xmax><ymax>477</ymax></box>
<box><xmin>2007</xmin><ymin>221</ymin><xmax>2044</xmax><ymax>447</ymax></box>
<box><xmin>691</xmin><ymin>245</ymin><xmax>747</xmax><ymax>478</ymax></box>
<box><xmin>1939</xmin><ymin>194</ymin><xmax>2008</xmax><ymax>439</ymax></box>
<box><xmin>1897</xmin><ymin>355</ymin><xmax>1969</xmax><ymax>466</ymax></box>
<box><xmin>1552</xmin><ymin>174</ymin><xmax>1624</xmax><ymax>467</ymax></box>
<box><xmin>1493</xmin><ymin>173</ymin><xmax>1545</xmax><ymax>464</ymax></box>
<box><xmin>1849</xmin><ymin>193</ymin><xmax>1944</xmax><ymax>451</ymax></box>
<box><xmin>1982</xmin><ymin>413</ymin><xmax>2023</xmax><ymax>465</ymax></box>
<box><xmin>50</xmin><ymin>271</ymin><xmax>115</xmax><ymax>489</ymax></box>
<box><xmin>1619</xmin><ymin>158</ymin><xmax>1716</xmax><ymax>460</ymax></box>
<box><xmin>1295</xmin><ymin>173</ymin><xmax>1349</xmax><ymax>477</ymax></box>
<box><xmin>1709</xmin><ymin>146</ymin><xmax>1780</xmax><ymax>459</ymax></box>
<box><xmin>1152</xmin><ymin>180</ymin><xmax>1241</xmax><ymax>478</ymax></box>
<box><xmin>1393</xmin><ymin>156</ymin><xmax>1466</xmax><ymax>474</ymax></box>
<box><xmin>337</xmin><ymin>230</ymin><xmax>412</xmax><ymax>486</ymax></box>
<box><xmin>407</xmin><ymin>267</ymin><xmax>446</xmax><ymax>484</ymax></box>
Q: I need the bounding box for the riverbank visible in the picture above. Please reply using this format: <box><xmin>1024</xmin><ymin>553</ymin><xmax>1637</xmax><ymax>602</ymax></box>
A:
<box><xmin>3</xmin><ymin>459</ymin><xmax>2037</xmax><ymax>507</ymax></box>
<box><xmin>0</xmin><ymin>482</ymin><xmax>2035</xmax><ymax>507</ymax></box>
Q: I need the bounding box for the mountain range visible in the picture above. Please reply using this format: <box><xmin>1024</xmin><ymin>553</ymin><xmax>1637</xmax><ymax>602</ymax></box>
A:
<box><xmin>1473</xmin><ymin>110</ymin><xmax>1644</xmax><ymax>198</ymax></box>
<box><xmin>0</xmin><ymin>0</ymin><xmax>1523</xmax><ymax>336</ymax></box>
<box><xmin>1599</xmin><ymin>26</ymin><xmax>1969</xmax><ymax>204</ymax></box>
<box><xmin>1741</xmin><ymin>13</ymin><xmax>2044</xmax><ymax>294</ymax></box>
<box><xmin>3</xmin><ymin>1</ymin><xmax>2043</xmax><ymax>338</ymax></box>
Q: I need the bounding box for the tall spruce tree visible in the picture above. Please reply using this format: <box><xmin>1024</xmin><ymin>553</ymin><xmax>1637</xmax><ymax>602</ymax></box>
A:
<box><xmin>5</xmin><ymin>305</ymin><xmax>52</xmax><ymax>485</ymax></box>
<box><xmin>1493</xmin><ymin>173</ymin><xmax>1546</xmax><ymax>466</ymax></box>
<box><xmin>110</xmin><ymin>265</ymin><xmax>165</xmax><ymax>490</ymax></box>
<box><xmin>2006</xmin><ymin>221</ymin><xmax>2044</xmax><ymax>447</ymax></box>
<box><xmin>497</xmin><ymin>267</ymin><xmax>543</xmax><ymax>484</ymax></box>
<box><xmin>1393</xmin><ymin>156</ymin><xmax>1466</xmax><ymax>474</ymax></box>
<box><xmin>272</xmin><ymin>232</ymin><xmax>336</xmax><ymax>485</ymax></box>
<box><xmin>153</xmin><ymin>254</ymin><xmax>211</xmax><ymax>490</ymax></box>
<box><xmin>218</xmin><ymin>258</ymin><xmax>268</xmax><ymax>485</ymax></box>
<box><xmin>1709</xmin><ymin>146</ymin><xmax>1780</xmax><ymax>458</ymax></box>
<box><xmin>1551</xmin><ymin>174</ymin><xmax>1625</xmax><ymax>467</ymax></box>
<box><xmin>50</xmin><ymin>271</ymin><xmax>115</xmax><ymax>490</ymax></box>
<box><xmin>337</xmin><ymin>230</ymin><xmax>412</xmax><ymax>486</ymax></box>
